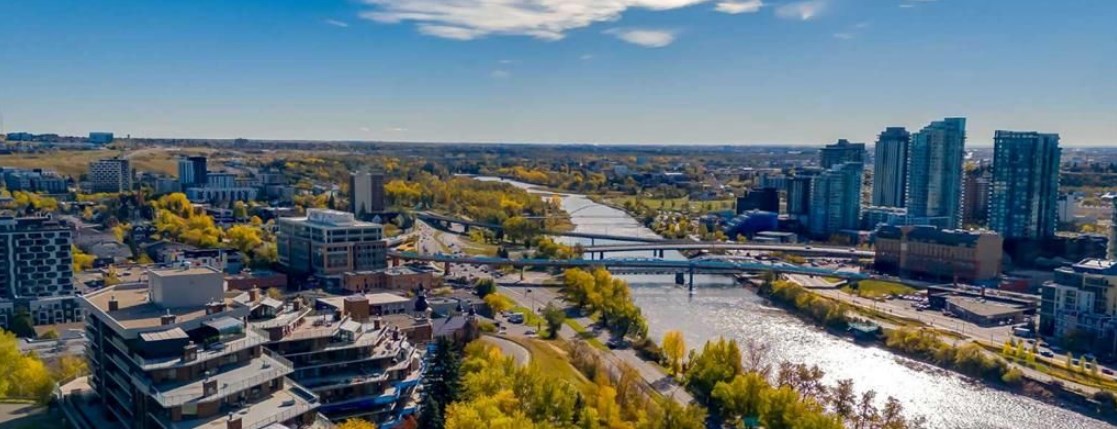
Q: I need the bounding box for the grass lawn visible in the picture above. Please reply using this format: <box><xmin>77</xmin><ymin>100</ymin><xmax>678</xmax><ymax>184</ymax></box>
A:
<box><xmin>842</xmin><ymin>280</ymin><xmax>917</xmax><ymax>298</ymax></box>
<box><xmin>565</xmin><ymin>319</ymin><xmax>608</xmax><ymax>350</ymax></box>
<box><xmin>506</xmin><ymin>337</ymin><xmax>596</xmax><ymax>396</ymax></box>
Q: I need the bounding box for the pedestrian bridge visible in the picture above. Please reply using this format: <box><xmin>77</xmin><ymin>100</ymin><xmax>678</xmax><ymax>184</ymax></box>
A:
<box><xmin>581</xmin><ymin>242</ymin><xmax>875</xmax><ymax>258</ymax></box>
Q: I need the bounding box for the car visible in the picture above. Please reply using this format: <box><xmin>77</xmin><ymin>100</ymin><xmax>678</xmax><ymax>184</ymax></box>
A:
<box><xmin>1103</xmin><ymin>368</ymin><xmax>1114</xmax><ymax>376</ymax></box>
<box><xmin>1040</xmin><ymin>351</ymin><xmax>1054</xmax><ymax>358</ymax></box>
<box><xmin>804</xmin><ymin>246</ymin><xmax>813</xmax><ymax>250</ymax></box>
<box><xmin>606</xmin><ymin>339</ymin><xmax>623</xmax><ymax>349</ymax></box>
<box><xmin>525</xmin><ymin>329</ymin><xmax>536</xmax><ymax>336</ymax></box>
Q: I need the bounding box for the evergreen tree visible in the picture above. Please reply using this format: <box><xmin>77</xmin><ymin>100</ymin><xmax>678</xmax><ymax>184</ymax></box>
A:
<box><xmin>417</xmin><ymin>390</ymin><xmax>444</xmax><ymax>429</ymax></box>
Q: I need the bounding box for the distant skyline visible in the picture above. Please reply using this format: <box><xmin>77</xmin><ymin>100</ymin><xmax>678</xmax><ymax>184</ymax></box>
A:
<box><xmin>1</xmin><ymin>0</ymin><xmax>1114</xmax><ymax>146</ymax></box>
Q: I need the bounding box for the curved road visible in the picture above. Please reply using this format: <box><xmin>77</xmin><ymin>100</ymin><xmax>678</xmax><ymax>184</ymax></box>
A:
<box><xmin>480</xmin><ymin>335</ymin><xmax>531</xmax><ymax>366</ymax></box>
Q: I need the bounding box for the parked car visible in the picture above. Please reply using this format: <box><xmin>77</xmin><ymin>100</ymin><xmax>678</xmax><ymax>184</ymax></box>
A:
<box><xmin>1040</xmin><ymin>351</ymin><xmax>1054</xmax><ymax>358</ymax></box>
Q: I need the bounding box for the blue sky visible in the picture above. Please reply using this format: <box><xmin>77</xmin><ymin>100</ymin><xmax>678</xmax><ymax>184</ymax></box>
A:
<box><xmin>1</xmin><ymin>0</ymin><xmax>1114</xmax><ymax>146</ymax></box>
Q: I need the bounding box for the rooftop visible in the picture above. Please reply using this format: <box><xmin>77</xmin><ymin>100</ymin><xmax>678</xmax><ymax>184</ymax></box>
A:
<box><xmin>84</xmin><ymin>282</ymin><xmax>239</xmax><ymax>330</ymax></box>
<box><xmin>151</xmin><ymin>266</ymin><xmax>223</xmax><ymax>279</ymax></box>
<box><xmin>1071</xmin><ymin>258</ymin><xmax>1117</xmax><ymax>275</ymax></box>
<box><xmin>159</xmin><ymin>382</ymin><xmax>319</xmax><ymax>429</ymax></box>
<box><xmin>946</xmin><ymin>296</ymin><xmax>1026</xmax><ymax>318</ymax></box>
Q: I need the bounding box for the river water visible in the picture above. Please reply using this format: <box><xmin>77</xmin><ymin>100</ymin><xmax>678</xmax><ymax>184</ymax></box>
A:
<box><xmin>477</xmin><ymin>176</ymin><xmax>1112</xmax><ymax>429</ymax></box>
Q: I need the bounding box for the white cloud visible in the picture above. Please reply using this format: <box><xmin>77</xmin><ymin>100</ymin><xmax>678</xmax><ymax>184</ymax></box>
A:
<box><xmin>491</xmin><ymin>69</ymin><xmax>511</xmax><ymax>78</ymax></box>
<box><xmin>715</xmin><ymin>0</ymin><xmax>763</xmax><ymax>14</ymax></box>
<box><xmin>498</xmin><ymin>59</ymin><xmax>519</xmax><ymax>64</ymax></box>
<box><xmin>605</xmin><ymin>28</ymin><xmax>677</xmax><ymax>48</ymax></box>
<box><xmin>832</xmin><ymin>32</ymin><xmax>853</xmax><ymax>39</ymax></box>
<box><xmin>775</xmin><ymin>0</ymin><xmax>826</xmax><ymax>21</ymax></box>
<box><xmin>359</xmin><ymin>0</ymin><xmax>711</xmax><ymax>41</ymax></box>
<box><xmin>325</xmin><ymin>19</ymin><xmax>350</xmax><ymax>28</ymax></box>
<box><xmin>580</xmin><ymin>54</ymin><xmax>595</xmax><ymax>60</ymax></box>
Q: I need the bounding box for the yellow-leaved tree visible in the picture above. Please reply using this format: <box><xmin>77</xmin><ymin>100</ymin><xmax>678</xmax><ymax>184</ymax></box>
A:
<box><xmin>662</xmin><ymin>330</ymin><xmax>687</xmax><ymax>376</ymax></box>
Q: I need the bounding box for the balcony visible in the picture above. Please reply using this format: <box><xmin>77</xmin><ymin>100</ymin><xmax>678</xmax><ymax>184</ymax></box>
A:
<box><xmin>136</xmin><ymin>330</ymin><xmax>270</xmax><ymax>370</ymax></box>
<box><xmin>152</xmin><ymin>380</ymin><xmax>320</xmax><ymax>429</ymax></box>
<box><xmin>145</xmin><ymin>352</ymin><xmax>294</xmax><ymax>408</ymax></box>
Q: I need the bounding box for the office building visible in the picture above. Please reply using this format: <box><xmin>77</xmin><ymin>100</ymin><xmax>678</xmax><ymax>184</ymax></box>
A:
<box><xmin>277</xmin><ymin>209</ymin><xmax>387</xmax><ymax>282</ymax></box>
<box><xmin>988</xmin><ymin>131</ymin><xmax>1061</xmax><ymax>240</ymax></box>
<box><xmin>808</xmin><ymin>162</ymin><xmax>863</xmax><ymax>238</ymax></box>
<box><xmin>88</xmin><ymin>159</ymin><xmax>133</xmax><ymax>193</ymax></box>
<box><xmin>177</xmin><ymin>156</ymin><xmax>208</xmax><ymax>187</ymax></box>
<box><xmin>906</xmin><ymin>118</ymin><xmax>966</xmax><ymax>229</ymax></box>
<box><xmin>963</xmin><ymin>173</ymin><xmax>990</xmax><ymax>226</ymax></box>
<box><xmin>1040</xmin><ymin>259</ymin><xmax>1117</xmax><ymax>354</ymax></box>
<box><xmin>735</xmin><ymin>187</ymin><xmax>779</xmax><ymax>214</ymax></box>
<box><xmin>184</xmin><ymin>172</ymin><xmax>258</xmax><ymax>203</ymax></box>
<box><xmin>861</xmin><ymin>206</ymin><xmax>909</xmax><ymax>230</ymax></box>
<box><xmin>1109</xmin><ymin>196</ymin><xmax>1117</xmax><ymax>261</ymax></box>
<box><xmin>77</xmin><ymin>267</ymin><xmax>324</xmax><ymax>429</ymax></box>
<box><xmin>250</xmin><ymin>291</ymin><xmax>425</xmax><ymax>424</ymax></box>
<box><xmin>88</xmin><ymin>132</ymin><xmax>114</xmax><ymax>144</ymax></box>
<box><xmin>874</xmin><ymin>225</ymin><xmax>1003</xmax><ymax>283</ymax></box>
<box><xmin>871</xmin><ymin>127</ymin><xmax>910</xmax><ymax>208</ymax></box>
<box><xmin>350</xmin><ymin>169</ymin><xmax>386</xmax><ymax>217</ymax></box>
<box><xmin>820</xmin><ymin>139</ymin><xmax>866</xmax><ymax>169</ymax></box>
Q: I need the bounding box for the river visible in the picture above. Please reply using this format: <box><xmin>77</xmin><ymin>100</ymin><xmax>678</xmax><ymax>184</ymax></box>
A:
<box><xmin>476</xmin><ymin>176</ymin><xmax>1112</xmax><ymax>429</ymax></box>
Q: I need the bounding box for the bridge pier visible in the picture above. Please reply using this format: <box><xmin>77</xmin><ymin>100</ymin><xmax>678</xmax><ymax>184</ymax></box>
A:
<box><xmin>688</xmin><ymin>266</ymin><xmax>695</xmax><ymax>293</ymax></box>
<box><xmin>598</xmin><ymin>252</ymin><xmax>604</xmax><ymax>260</ymax></box>
<box><xmin>520</xmin><ymin>266</ymin><xmax>525</xmax><ymax>281</ymax></box>
<box><xmin>443</xmin><ymin>261</ymin><xmax>451</xmax><ymax>276</ymax></box>
<box><xmin>590</xmin><ymin>237</ymin><xmax>595</xmax><ymax>246</ymax></box>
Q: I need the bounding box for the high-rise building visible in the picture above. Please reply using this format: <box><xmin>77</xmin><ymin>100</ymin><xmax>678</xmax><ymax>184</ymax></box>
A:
<box><xmin>277</xmin><ymin>209</ymin><xmax>387</xmax><ymax>281</ymax></box>
<box><xmin>785</xmin><ymin>175</ymin><xmax>814</xmax><ymax>221</ymax></box>
<box><xmin>820</xmin><ymin>139</ymin><xmax>866</xmax><ymax>169</ymax></box>
<box><xmin>177</xmin><ymin>156</ymin><xmax>208</xmax><ymax>187</ymax></box>
<box><xmin>808</xmin><ymin>162</ymin><xmax>863</xmax><ymax>238</ymax></box>
<box><xmin>1108</xmin><ymin>195</ymin><xmax>1117</xmax><ymax>261</ymax></box>
<box><xmin>88</xmin><ymin>159</ymin><xmax>132</xmax><ymax>193</ymax></box>
<box><xmin>0</xmin><ymin>215</ymin><xmax>73</xmax><ymax>301</ymax></box>
<box><xmin>988</xmin><ymin>131</ymin><xmax>1061</xmax><ymax>240</ymax></box>
<box><xmin>871</xmin><ymin>127</ymin><xmax>910</xmax><ymax>208</ymax></box>
<box><xmin>906</xmin><ymin>118</ymin><xmax>966</xmax><ymax>229</ymax></box>
<box><xmin>78</xmin><ymin>267</ymin><xmax>324</xmax><ymax>429</ymax></box>
<box><xmin>963</xmin><ymin>173</ymin><xmax>991</xmax><ymax>226</ymax></box>
<box><xmin>350</xmin><ymin>169</ymin><xmax>386</xmax><ymax>216</ymax></box>
<box><xmin>735</xmin><ymin>187</ymin><xmax>779</xmax><ymax>214</ymax></box>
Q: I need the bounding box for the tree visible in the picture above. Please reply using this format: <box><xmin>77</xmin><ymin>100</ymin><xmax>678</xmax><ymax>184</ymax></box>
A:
<box><xmin>830</xmin><ymin>379</ymin><xmax>857</xmax><ymax>421</ymax></box>
<box><xmin>662</xmin><ymin>330</ymin><xmax>687</xmax><ymax>376</ymax></box>
<box><xmin>542</xmin><ymin>303</ymin><xmax>566</xmax><ymax>340</ymax></box>
<box><xmin>72</xmin><ymin>245</ymin><xmax>95</xmax><ymax>273</ymax></box>
<box><xmin>55</xmin><ymin>355</ymin><xmax>90</xmax><ymax>384</ymax></box>
<box><xmin>38</xmin><ymin>329</ymin><xmax>59</xmax><ymax>340</ymax></box>
<box><xmin>685</xmin><ymin>337</ymin><xmax>742</xmax><ymax>404</ymax></box>
<box><xmin>9</xmin><ymin>309</ymin><xmax>36</xmax><ymax>338</ymax></box>
<box><xmin>232</xmin><ymin>201</ymin><xmax>249</xmax><ymax>219</ymax></box>
<box><xmin>484</xmin><ymin>293</ymin><xmax>515</xmax><ymax>314</ymax></box>
<box><xmin>336</xmin><ymin>418</ymin><xmax>377</xmax><ymax>429</ymax></box>
<box><xmin>266</xmin><ymin>287</ymin><xmax>284</xmax><ymax>300</ymax></box>
<box><xmin>712</xmin><ymin>372</ymin><xmax>769</xmax><ymax>425</ymax></box>
<box><xmin>475</xmin><ymin>278</ymin><xmax>497</xmax><ymax>298</ymax></box>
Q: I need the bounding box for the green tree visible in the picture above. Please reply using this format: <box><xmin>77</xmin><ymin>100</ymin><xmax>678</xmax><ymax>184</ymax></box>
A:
<box><xmin>685</xmin><ymin>337</ymin><xmax>743</xmax><ymax>404</ymax></box>
<box><xmin>474</xmin><ymin>278</ymin><xmax>496</xmax><ymax>298</ymax></box>
<box><xmin>541</xmin><ymin>303</ymin><xmax>566</xmax><ymax>340</ymax></box>
<box><xmin>8</xmin><ymin>309</ymin><xmax>36</xmax><ymax>338</ymax></box>
<box><xmin>484</xmin><ymin>293</ymin><xmax>515</xmax><ymax>314</ymax></box>
<box><xmin>712</xmin><ymin>372</ymin><xmax>769</xmax><ymax>425</ymax></box>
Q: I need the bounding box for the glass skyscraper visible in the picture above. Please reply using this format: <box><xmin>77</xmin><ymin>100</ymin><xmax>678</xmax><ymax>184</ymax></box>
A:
<box><xmin>906</xmin><ymin>118</ymin><xmax>966</xmax><ymax>229</ymax></box>
<box><xmin>871</xmin><ymin>127</ymin><xmax>910</xmax><ymax>208</ymax></box>
<box><xmin>988</xmin><ymin>130</ymin><xmax>1061</xmax><ymax>240</ymax></box>
<box><xmin>809</xmin><ymin>162</ymin><xmax>864</xmax><ymax>238</ymax></box>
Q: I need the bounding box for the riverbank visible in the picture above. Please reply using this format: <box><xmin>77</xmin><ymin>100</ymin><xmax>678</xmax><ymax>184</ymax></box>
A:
<box><xmin>748</xmin><ymin>278</ymin><xmax>1117</xmax><ymax>424</ymax></box>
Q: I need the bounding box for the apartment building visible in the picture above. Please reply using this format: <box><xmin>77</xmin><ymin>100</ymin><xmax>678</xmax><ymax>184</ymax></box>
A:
<box><xmin>0</xmin><ymin>215</ymin><xmax>80</xmax><ymax>328</ymax></box>
<box><xmin>277</xmin><ymin>209</ymin><xmax>387</xmax><ymax>283</ymax></box>
<box><xmin>88</xmin><ymin>159</ymin><xmax>133</xmax><ymax>193</ymax></box>
<box><xmin>1040</xmin><ymin>259</ymin><xmax>1117</xmax><ymax>352</ymax></box>
<box><xmin>248</xmin><ymin>290</ymin><xmax>425</xmax><ymax>426</ymax></box>
<box><xmin>78</xmin><ymin>267</ymin><xmax>324</xmax><ymax>429</ymax></box>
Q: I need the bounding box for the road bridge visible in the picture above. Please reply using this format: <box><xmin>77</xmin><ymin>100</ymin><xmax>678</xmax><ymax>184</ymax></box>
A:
<box><xmin>388</xmin><ymin>251</ymin><xmax>869</xmax><ymax>291</ymax></box>
<box><xmin>581</xmin><ymin>242</ymin><xmax>874</xmax><ymax>258</ymax></box>
<box><xmin>416</xmin><ymin>212</ymin><xmax>665</xmax><ymax>243</ymax></box>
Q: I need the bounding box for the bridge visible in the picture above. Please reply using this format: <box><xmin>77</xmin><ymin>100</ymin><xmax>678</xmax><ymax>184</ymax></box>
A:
<box><xmin>388</xmin><ymin>251</ymin><xmax>870</xmax><ymax>289</ymax></box>
<box><xmin>581</xmin><ymin>242</ymin><xmax>875</xmax><ymax>258</ymax></box>
<box><xmin>416</xmin><ymin>212</ymin><xmax>665</xmax><ymax>243</ymax></box>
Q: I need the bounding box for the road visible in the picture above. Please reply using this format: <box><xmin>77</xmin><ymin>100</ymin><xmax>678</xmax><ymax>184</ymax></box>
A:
<box><xmin>480</xmin><ymin>335</ymin><xmax>531</xmax><ymax>366</ymax></box>
<box><xmin>498</xmin><ymin>285</ymin><xmax>694</xmax><ymax>404</ymax></box>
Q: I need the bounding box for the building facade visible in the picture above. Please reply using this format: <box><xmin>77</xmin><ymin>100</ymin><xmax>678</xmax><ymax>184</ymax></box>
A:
<box><xmin>785</xmin><ymin>174</ymin><xmax>814</xmax><ymax>220</ymax></box>
<box><xmin>177</xmin><ymin>156</ymin><xmax>208</xmax><ymax>187</ymax></box>
<box><xmin>350</xmin><ymin>169</ymin><xmax>386</xmax><ymax>217</ymax></box>
<box><xmin>906</xmin><ymin>118</ymin><xmax>966</xmax><ymax>229</ymax></box>
<box><xmin>0</xmin><ymin>215</ymin><xmax>74</xmax><ymax>301</ymax></box>
<box><xmin>77</xmin><ymin>267</ymin><xmax>324</xmax><ymax>429</ymax></box>
<box><xmin>871</xmin><ymin>127</ymin><xmax>910</xmax><ymax>208</ymax></box>
<box><xmin>88</xmin><ymin>159</ymin><xmax>133</xmax><ymax>193</ymax></box>
<box><xmin>277</xmin><ymin>209</ymin><xmax>387</xmax><ymax>280</ymax></box>
<box><xmin>735</xmin><ymin>187</ymin><xmax>779</xmax><ymax>214</ymax></box>
<box><xmin>1040</xmin><ymin>259</ymin><xmax>1117</xmax><ymax>354</ymax></box>
<box><xmin>808</xmin><ymin>162</ymin><xmax>863</xmax><ymax>238</ymax></box>
<box><xmin>874</xmin><ymin>225</ymin><xmax>1003</xmax><ymax>283</ymax></box>
<box><xmin>988</xmin><ymin>131</ymin><xmax>1061</xmax><ymax>240</ymax></box>
<box><xmin>962</xmin><ymin>173</ymin><xmax>990</xmax><ymax>226</ymax></box>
